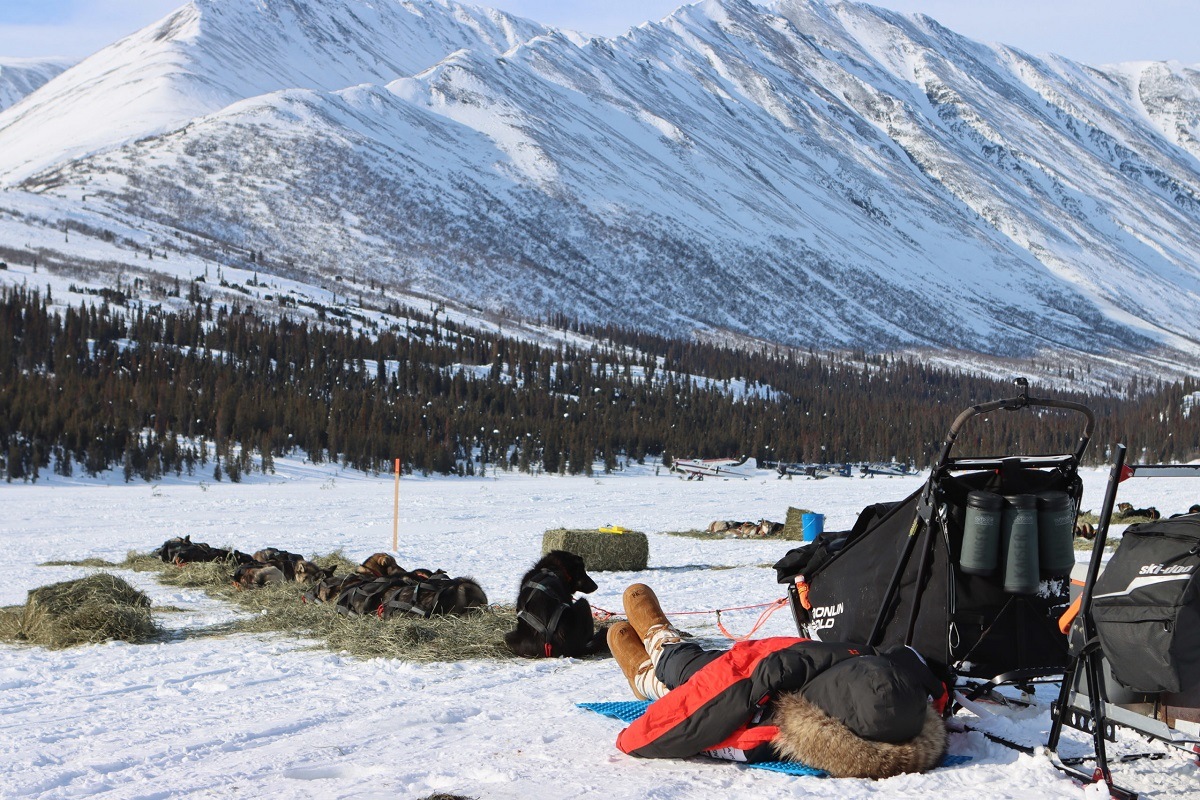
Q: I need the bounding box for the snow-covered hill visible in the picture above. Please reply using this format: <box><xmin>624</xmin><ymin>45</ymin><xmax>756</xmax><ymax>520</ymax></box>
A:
<box><xmin>0</xmin><ymin>57</ymin><xmax>72</xmax><ymax>111</ymax></box>
<box><xmin>1</xmin><ymin>0</ymin><xmax>1200</xmax><ymax>369</ymax></box>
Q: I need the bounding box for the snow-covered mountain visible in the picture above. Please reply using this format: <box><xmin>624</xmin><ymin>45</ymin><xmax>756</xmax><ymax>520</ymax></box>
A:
<box><xmin>2</xmin><ymin>0</ymin><xmax>1200</xmax><ymax>366</ymax></box>
<box><xmin>0</xmin><ymin>57</ymin><xmax>73</xmax><ymax>111</ymax></box>
<box><xmin>0</xmin><ymin>0</ymin><xmax>550</xmax><ymax>179</ymax></box>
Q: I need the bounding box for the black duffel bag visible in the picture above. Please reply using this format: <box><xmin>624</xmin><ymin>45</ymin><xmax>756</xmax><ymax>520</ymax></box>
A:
<box><xmin>1091</xmin><ymin>516</ymin><xmax>1200</xmax><ymax>693</ymax></box>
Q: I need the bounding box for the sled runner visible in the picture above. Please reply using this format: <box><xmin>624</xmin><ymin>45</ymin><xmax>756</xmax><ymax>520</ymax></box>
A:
<box><xmin>776</xmin><ymin>379</ymin><xmax>1094</xmax><ymax>690</ymax></box>
<box><xmin>1045</xmin><ymin>444</ymin><xmax>1200</xmax><ymax>800</ymax></box>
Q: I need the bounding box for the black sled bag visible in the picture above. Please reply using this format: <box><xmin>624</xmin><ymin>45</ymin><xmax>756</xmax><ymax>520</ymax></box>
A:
<box><xmin>1091</xmin><ymin>516</ymin><xmax>1200</xmax><ymax>693</ymax></box>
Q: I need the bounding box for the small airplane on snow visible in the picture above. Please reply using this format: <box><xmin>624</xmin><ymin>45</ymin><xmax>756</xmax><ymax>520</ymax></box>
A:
<box><xmin>670</xmin><ymin>455</ymin><xmax>758</xmax><ymax>480</ymax></box>
<box><xmin>859</xmin><ymin>461</ymin><xmax>919</xmax><ymax>477</ymax></box>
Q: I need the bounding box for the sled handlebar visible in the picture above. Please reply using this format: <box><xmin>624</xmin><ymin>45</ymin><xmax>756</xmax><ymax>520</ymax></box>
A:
<box><xmin>935</xmin><ymin>382</ymin><xmax>1096</xmax><ymax>470</ymax></box>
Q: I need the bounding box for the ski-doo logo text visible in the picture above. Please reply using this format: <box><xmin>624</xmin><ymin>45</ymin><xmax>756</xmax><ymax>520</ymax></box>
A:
<box><xmin>810</xmin><ymin>603</ymin><xmax>843</xmax><ymax>630</ymax></box>
<box><xmin>1138</xmin><ymin>563</ymin><xmax>1194</xmax><ymax>576</ymax></box>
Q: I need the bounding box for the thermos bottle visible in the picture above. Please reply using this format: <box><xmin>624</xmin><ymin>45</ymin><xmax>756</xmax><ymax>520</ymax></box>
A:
<box><xmin>1037</xmin><ymin>491</ymin><xmax>1077</xmax><ymax>576</ymax></box>
<box><xmin>1001</xmin><ymin>494</ymin><xmax>1040</xmax><ymax>594</ymax></box>
<box><xmin>959</xmin><ymin>490</ymin><xmax>1003</xmax><ymax>575</ymax></box>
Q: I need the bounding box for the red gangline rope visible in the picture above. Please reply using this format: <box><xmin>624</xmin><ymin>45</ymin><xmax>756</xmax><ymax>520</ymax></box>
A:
<box><xmin>592</xmin><ymin>597</ymin><xmax>790</xmax><ymax>641</ymax></box>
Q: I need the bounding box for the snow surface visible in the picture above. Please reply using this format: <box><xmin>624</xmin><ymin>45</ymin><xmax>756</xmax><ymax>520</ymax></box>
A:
<box><xmin>3</xmin><ymin>460</ymin><xmax>1199</xmax><ymax>799</ymax></box>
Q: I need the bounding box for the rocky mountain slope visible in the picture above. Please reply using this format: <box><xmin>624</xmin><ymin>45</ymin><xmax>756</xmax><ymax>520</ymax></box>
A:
<box><xmin>1</xmin><ymin>0</ymin><xmax>1199</xmax><ymax>366</ymax></box>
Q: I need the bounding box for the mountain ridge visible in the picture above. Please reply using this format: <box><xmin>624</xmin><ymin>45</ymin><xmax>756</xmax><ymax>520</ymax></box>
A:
<box><xmin>0</xmin><ymin>57</ymin><xmax>73</xmax><ymax>112</ymax></box>
<box><xmin>1</xmin><ymin>0</ymin><xmax>1199</xmax><ymax>369</ymax></box>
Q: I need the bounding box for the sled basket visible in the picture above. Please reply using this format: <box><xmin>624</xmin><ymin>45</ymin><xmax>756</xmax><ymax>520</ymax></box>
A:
<box><xmin>776</xmin><ymin>380</ymin><xmax>1093</xmax><ymax>685</ymax></box>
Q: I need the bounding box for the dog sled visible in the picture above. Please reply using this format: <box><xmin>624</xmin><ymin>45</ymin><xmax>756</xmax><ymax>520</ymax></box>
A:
<box><xmin>1045</xmin><ymin>444</ymin><xmax>1200</xmax><ymax>799</ymax></box>
<box><xmin>775</xmin><ymin>380</ymin><xmax>1093</xmax><ymax>693</ymax></box>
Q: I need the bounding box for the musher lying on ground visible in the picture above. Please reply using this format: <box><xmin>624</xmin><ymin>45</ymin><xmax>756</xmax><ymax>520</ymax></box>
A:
<box><xmin>608</xmin><ymin>583</ymin><xmax>949</xmax><ymax>778</ymax></box>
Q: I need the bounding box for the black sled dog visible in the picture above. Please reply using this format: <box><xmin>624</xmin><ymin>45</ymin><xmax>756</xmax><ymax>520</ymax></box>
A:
<box><xmin>505</xmin><ymin>550</ymin><xmax>608</xmax><ymax>658</ymax></box>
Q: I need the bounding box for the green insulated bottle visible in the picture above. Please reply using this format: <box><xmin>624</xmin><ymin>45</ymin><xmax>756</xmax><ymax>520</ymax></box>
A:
<box><xmin>1038</xmin><ymin>491</ymin><xmax>1077</xmax><ymax>576</ymax></box>
<box><xmin>959</xmin><ymin>491</ymin><xmax>1003</xmax><ymax>575</ymax></box>
<box><xmin>1001</xmin><ymin>494</ymin><xmax>1040</xmax><ymax>594</ymax></box>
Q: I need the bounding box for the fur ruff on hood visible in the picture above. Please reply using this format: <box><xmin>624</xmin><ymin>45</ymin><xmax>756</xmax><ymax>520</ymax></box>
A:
<box><xmin>770</xmin><ymin>692</ymin><xmax>948</xmax><ymax>779</ymax></box>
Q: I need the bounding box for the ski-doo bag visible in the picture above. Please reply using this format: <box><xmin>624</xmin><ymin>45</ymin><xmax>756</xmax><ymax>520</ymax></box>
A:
<box><xmin>1091</xmin><ymin>516</ymin><xmax>1200</xmax><ymax>694</ymax></box>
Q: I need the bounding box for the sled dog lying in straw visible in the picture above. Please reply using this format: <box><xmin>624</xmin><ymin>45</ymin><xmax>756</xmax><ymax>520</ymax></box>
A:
<box><xmin>355</xmin><ymin>552</ymin><xmax>407</xmax><ymax>578</ymax></box>
<box><xmin>233</xmin><ymin>562</ymin><xmax>286</xmax><ymax>588</ymax></box>
<box><xmin>355</xmin><ymin>552</ymin><xmax>448</xmax><ymax>582</ymax></box>
<box><xmin>250</xmin><ymin>547</ymin><xmax>334</xmax><ymax>584</ymax></box>
<box><xmin>707</xmin><ymin>520</ymin><xmax>783</xmax><ymax>537</ymax></box>
<box><xmin>153</xmin><ymin>535</ymin><xmax>254</xmax><ymax>566</ymax></box>
<box><xmin>505</xmin><ymin>549</ymin><xmax>609</xmax><ymax>658</ymax></box>
<box><xmin>152</xmin><ymin>538</ymin><xmax>332</xmax><ymax>588</ymax></box>
<box><xmin>232</xmin><ymin>553</ymin><xmax>334</xmax><ymax>589</ymax></box>
<box><xmin>309</xmin><ymin>554</ymin><xmax>486</xmax><ymax>618</ymax></box>
<box><xmin>1115</xmin><ymin>502</ymin><xmax>1161</xmax><ymax>520</ymax></box>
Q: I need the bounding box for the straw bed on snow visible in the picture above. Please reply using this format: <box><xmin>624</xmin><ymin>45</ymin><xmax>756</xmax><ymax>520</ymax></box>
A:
<box><xmin>542</xmin><ymin>528</ymin><xmax>648</xmax><ymax>571</ymax></box>
<box><xmin>662</xmin><ymin>529</ymin><xmax>728</xmax><ymax>540</ymax></box>
<box><xmin>0</xmin><ymin>573</ymin><xmax>157</xmax><ymax>648</ymax></box>
<box><xmin>204</xmin><ymin>578</ymin><xmax>518</xmax><ymax>662</ymax></box>
<box><xmin>40</xmin><ymin>551</ymin><xmax>519</xmax><ymax>663</ymax></box>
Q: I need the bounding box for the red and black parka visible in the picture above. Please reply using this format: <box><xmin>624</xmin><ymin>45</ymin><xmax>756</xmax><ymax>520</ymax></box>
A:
<box><xmin>616</xmin><ymin>637</ymin><xmax>876</xmax><ymax>762</ymax></box>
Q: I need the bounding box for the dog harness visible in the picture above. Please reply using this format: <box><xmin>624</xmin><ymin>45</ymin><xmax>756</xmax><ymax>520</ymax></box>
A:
<box><xmin>382</xmin><ymin>576</ymin><xmax>455</xmax><ymax>619</ymax></box>
<box><xmin>516</xmin><ymin>570</ymin><xmax>573</xmax><ymax>655</ymax></box>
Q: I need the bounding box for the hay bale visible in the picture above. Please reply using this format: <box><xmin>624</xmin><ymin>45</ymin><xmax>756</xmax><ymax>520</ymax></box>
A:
<box><xmin>8</xmin><ymin>573</ymin><xmax>157</xmax><ymax>648</ymax></box>
<box><xmin>779</xmin><ymin>507</ymin><xmax>814</xmax><ymax>541</ymax></box>
<box><xmin>542</xmin><ymin>528</ymin><xmax>648</xmax><ymax>572</ymax></box>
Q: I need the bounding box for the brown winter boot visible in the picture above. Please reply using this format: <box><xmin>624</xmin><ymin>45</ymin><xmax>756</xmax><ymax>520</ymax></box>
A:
<box><xmin>623</xmin><ymin>583</ymin><xmax>671</xmax><ymax>640</ymax></box>
<box><xmin>608</xmin><ymin>621</ymin><xmax>670</xmax><ymax>701</ymax></box>
<box><xmin>623</xmin><ymin>583</ymin><xmax>681</xmax><ymax>661</ymax></box>
<box><xmin>608</xmin><ymin>622</ymin><xmax>651</xmax><ymax>700</ymax></box>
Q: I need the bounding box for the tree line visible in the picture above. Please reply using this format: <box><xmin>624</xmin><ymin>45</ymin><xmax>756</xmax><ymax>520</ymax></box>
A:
<box><xmin>1</xmin><ymin>284</ymin><xmax>1197</xmax><ymax>484</ymax></box>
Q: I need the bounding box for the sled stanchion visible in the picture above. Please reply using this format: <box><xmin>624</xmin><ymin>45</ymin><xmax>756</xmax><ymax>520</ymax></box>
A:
<box><xmin>902</xmin><ymin>516</ymin><xmax>935</xmax><ymax>647</ymax></box>
<box><xmin>1076</xmin><ymin>446</ymin><xmax>1126</xmax><ymax>656</ymax></box>
<box><xmin>1047</xmin><ymin>446</ymin><xmax>1128</xmax><ymax>760</ymax></box>
<box><xmin>393</xmin><ymin>457</ymin><xmax>400</xmax><ymax>553</ymax></box>
<box><xmin>867</xmin><ymin>492</ymin><xmax>928</xmax><ymax>647</ymax></box>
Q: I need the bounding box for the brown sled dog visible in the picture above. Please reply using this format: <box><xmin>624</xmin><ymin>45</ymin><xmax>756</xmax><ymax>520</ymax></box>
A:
<box><xmin>356</xmin><ymin>553</ymin><xmax>407</xmax><ymax>578</ymax></box>
<box><xmin>379</xmin><ymin>575</ymin><xmax>488</xmax><ymax>619</ymax></box>
<box><xmin>308</xmin><ymin>567</ymin><xmax>485</xmax><ymax>619</ymax></box>
<box><xmin>233</xmin><ymin>562</ymin><xmax>286</xmax><ymax>589</ymax></box>
<box><xmin>505</xmin><ymin>550</ymin><xmax>608</xmax><ymax>658</ymax></box>
<box><xmin>1115</xmin><ymin>502</ymin><xmax>1161</xmax><ymax>521</ymax></box>
<box><xmin>308</xmin><ymin>573</ymin><xmax>369</xmax><ymax>604</ymax></box>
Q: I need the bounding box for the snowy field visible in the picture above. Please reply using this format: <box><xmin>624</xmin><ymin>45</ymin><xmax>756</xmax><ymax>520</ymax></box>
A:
<box><xmin>2</xmin><ymin>461</ymin><xmax>1199</xmax><ymax>799</ymax></box>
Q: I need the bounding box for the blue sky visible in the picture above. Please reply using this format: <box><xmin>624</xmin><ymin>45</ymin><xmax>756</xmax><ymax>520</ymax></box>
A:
<box><xmin>0</xmin><ymin>0</ymin><xmax>1195</xmax><ymax>65</ymax></box>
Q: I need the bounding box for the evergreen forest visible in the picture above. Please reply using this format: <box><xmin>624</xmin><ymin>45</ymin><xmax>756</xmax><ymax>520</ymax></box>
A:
<box><xmin>2</xmin><ymin>284</ymin><xmax>1197</xmax><ymax>484</ymax></box>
